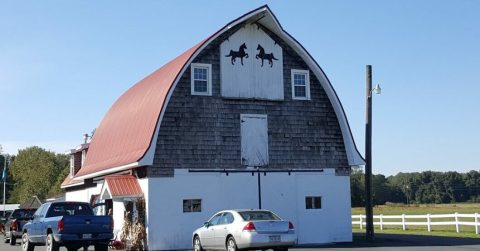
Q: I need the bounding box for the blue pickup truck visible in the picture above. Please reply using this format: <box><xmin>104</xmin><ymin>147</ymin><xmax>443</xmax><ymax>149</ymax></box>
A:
<box><xmin>21</xmin><ymin>201</ymin><xmax>113</xmax><ymax>251</ymax></box>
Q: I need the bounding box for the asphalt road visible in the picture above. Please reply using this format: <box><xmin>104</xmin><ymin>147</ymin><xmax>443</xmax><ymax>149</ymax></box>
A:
<box><xmin>1</xmin><ymin>233</ymin><xmax>480</xmax><ymax>251</ymax></box>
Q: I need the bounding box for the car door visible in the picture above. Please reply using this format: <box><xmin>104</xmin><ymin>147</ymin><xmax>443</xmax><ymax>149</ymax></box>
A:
<box><xmin>30</xmin><ymin>204</ymin><xmax>46</xmax><ymax>243</ymax></box>
<box><xmin>201</xmin><ymin>213</ymin><xmax>222</xmax><ymax>249</ymax></box>
<box><xmin>214</xmin><ymin>212</ymin><xmax>234</xmax><ymax>249</ymax></box>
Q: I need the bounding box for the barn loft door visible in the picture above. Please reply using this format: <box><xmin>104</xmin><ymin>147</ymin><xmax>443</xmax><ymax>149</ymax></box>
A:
<box><xmin>240</xmin><ymin>114</ymin><xmax>269</xmax><ymax>167</ymax></box>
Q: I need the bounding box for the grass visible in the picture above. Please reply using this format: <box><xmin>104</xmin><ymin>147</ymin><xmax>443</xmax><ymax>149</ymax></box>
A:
<box><xmin>352</xmin><ymin>203</ymin><xmax>480</xmax><ymax>238</ymax></box>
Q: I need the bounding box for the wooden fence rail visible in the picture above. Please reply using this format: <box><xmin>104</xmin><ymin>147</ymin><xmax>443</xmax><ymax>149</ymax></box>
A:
<box><xmin>352</xmin><ymin>212</ymin><xmax>480</xmax><ymax>234</ymax></box>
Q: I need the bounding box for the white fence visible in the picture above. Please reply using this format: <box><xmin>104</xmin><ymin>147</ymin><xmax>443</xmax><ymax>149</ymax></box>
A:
<box><xmin>352</xmin><ymin>213</ymin><xmax>480</xmax><ymax>234</ymax></box>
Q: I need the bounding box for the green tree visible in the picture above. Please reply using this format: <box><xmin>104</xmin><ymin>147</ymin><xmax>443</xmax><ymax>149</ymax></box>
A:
<box><xmin>350</xmin><ymin>167</ymin><xmax>365</xmax><ymax>207</ymax></box>
<box><xmin>9</xmin><ymin>146</ymin><xmax>69</xmax><ymax>203</ymax></box>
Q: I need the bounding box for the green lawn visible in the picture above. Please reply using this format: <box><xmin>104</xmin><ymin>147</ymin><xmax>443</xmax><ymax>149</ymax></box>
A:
<box><xmin>352</xmin><ymin>203</ymin><xmax>480</xmax><ymax>238</ymax></box>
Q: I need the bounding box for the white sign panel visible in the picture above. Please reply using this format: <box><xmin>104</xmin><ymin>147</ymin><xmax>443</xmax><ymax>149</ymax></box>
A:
<box><xmin>220</xmin><ymin>24</ymin><xmax>284</xmax><ymax>100</ymax></box>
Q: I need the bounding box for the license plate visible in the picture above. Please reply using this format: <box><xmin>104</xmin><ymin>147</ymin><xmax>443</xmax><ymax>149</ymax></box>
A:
<box><xmin>82</xmin><ymin>234</ymin><xmax>92</xmax><ymax>239</ymax></box>
<box><xmin>269</xmin><ymin>235</ymin><xmax>281</xmax><ymax>242</ymax></box>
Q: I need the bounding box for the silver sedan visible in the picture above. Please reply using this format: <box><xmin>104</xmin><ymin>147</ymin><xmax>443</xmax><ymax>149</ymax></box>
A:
<box><xmin>193</xmin><ymin>209</ymin><xmax>297</xmax><ymax>251</ymax></box>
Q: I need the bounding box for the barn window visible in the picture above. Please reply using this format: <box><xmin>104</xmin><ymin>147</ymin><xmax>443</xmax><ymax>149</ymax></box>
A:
<box><xmin>291</xmin><ymin>69</ymin><xmax>310</xmax><ymax>100</ymax></box>
<box><xmin>305</xmin><ymin>196</ymin><xmax>322</xmax><ymax>209</ymax></box>
<box><xmin>183</xmin><ymin>199</ymin><xmax>202</xmax><ymax>213</ymax></box>
<box><xmin>191</xmin><ymin>63</ymin><xmax>212</xmax><ymax>96</ymax></box>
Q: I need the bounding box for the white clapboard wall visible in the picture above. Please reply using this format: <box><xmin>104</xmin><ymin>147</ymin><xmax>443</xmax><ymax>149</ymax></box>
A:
<box><xmin>220</xmin><ymin>24</ymin><xmax>284</xmax><ymax>100</ymax></box>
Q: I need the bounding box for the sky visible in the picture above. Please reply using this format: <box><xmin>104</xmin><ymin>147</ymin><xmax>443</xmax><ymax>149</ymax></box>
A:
<box><xmin>0</xmin><ymin>0</ymin><xmax>479</xmax><ymax>176</ymax></box>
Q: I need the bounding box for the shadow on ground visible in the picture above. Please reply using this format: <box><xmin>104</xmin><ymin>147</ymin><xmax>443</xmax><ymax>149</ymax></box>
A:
<box><xmin>296</xmin><ymin>233</ymin><xmax>480</xmax><ymax>248</ymax></box>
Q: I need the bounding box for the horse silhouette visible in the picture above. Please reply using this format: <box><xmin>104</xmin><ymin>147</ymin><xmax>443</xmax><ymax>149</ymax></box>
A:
<box><xmin>225</xmin><ymin>43</ymin><xmax>249</xmax><ymax>65</ymax></box>
<box><xmin>256</xmin><ymin>44</ymin><xmax>278</xmax><ymax>67</ymax></box>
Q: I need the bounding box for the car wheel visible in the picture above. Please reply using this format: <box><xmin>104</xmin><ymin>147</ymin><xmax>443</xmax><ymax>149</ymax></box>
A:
<box><xmin>226</xmin><ymin>236</ymin><xmax>238</xmax><ymax>251</ymax></box>
<box><xmin>10</xmin><ymin>235</ymin><xmax>16</xmax><ymax>245</ymax></box>
<box><xmin>21</xmin><ymin>232</ymin><xmax>35</xmax><ymax>251</ymax></box>
<box><xmin>193</xmin><ymin>236</ymin><xmax>204</xmax><ymax>251</ymax></box>
<box><xmin>273</xmin><ymin>248</ymin><xmax>288</xmax><ymax>251</ymax></box>
<box><xmin>46</xmin><ymin>233</ymin><xmax>59</xmax><ymax>251</ymax></box>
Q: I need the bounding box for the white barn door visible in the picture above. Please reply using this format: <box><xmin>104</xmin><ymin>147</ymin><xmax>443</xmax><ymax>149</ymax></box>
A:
<box><xmin>240</xmin><ymin>114</ymin><xmax>269</xmax><ymax>167</ymax></box>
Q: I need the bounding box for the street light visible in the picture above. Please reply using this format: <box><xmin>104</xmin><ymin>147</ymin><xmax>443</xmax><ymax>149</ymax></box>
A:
<box><xmin>365</xmin><ymin>65</ymin><xmax>381</xmax><ymax>241</ymax></box>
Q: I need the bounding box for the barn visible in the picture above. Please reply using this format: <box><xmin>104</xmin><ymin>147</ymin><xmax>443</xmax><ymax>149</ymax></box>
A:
<box><xmin>61</xmin><ymin>5</ymin><xmax>364</xmax><ymax>250</ymax></box>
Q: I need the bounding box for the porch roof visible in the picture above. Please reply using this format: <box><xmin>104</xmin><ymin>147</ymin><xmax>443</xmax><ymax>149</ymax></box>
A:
<box><xmin>104</xmin><ymin>175</ymin><xmax>143</xmax><ymax>199</ymax></box>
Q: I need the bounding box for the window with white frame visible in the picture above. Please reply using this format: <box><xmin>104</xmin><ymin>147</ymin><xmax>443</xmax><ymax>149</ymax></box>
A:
<box><xmin>183</xmin><ymin>199</ymin><xmax>202</xmax><ymax>213</ymax></box>
<box><xmin>191</xmin><ymin>63</ymin><xmax>212</xmax><ymax>96</ymax></box>
<box><xmin>291</xmin><ymin>69</ymin><xmax>310</xmax><ymax>100</ymax></box>
<box><xmin>305</xmin><ymin>196</ymin><xmax>322</xmax><ymax>209</ymax></box>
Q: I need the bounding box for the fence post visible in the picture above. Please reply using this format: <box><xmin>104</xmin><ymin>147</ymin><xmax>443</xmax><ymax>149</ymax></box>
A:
<box><xmin>360</xmin><ymin>214</ymin><xmax>363</xmax><ymax>230</ymax></box>
<box><xmin>402</xmin><ymin>214</ymin><xmax>406</xmax><ymax>231</ymax></box>
<box><xmin>475</xmin><ymin>213</ymin><xmax>479</xmax><ymax>235</ymax></box>
<box><xmin>427</xmin><ymin>214</ymin><xmax>431</xmax><ymax>232</ymax></box>
<box><xmin>380</xmin><ymin>214</ymin><xmax>383</xmax><ymax>231</ymax></box>
<box><xmin>455</xmin><ymin>212</ymin><xmax>459</xmax><ymax>233</ymax></box>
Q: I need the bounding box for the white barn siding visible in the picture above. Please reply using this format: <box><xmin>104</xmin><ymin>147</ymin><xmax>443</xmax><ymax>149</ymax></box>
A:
<box><xmin>146</xmin><ymin>169</ymin><xmax>351</xmax><ymax>250</ymax></box>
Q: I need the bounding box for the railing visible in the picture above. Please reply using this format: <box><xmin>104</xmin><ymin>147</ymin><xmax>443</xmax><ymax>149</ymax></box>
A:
<box><xmin>352</xmin><ymin>213</ymin><xmax>480</xmax><ymax>234</ymax></box>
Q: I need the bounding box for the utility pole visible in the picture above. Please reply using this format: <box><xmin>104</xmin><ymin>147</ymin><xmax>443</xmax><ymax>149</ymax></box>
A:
<box><xmin>365</xmin><ymin>65</ymin><xmax>374</xmax><ymax>240</ymax></box>
<box><xmin>3</xmin><ymin>155</ymin><xmax>6</xmax><ymax>217</ymax></box>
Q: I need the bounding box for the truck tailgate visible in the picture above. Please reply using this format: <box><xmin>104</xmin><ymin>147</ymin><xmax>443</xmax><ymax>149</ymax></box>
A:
<box><xmin>60</xmin><ymin>215</ymin><xmax>112</xmax><ymax>234</ymax></box>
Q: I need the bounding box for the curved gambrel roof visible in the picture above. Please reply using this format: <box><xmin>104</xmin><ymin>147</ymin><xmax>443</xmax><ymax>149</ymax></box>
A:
<box><xmin>75</xmin><ymin>5</ymin><xmax>364</xmax><ymax>180</ymax></box>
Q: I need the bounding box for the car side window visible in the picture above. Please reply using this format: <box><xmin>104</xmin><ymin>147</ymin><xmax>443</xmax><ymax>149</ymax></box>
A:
<box><xmin>208</xmin><ymin>213</ymin><xmax>223</xmax><ymax>226</ymax></box>
<box><xmin>220</xmin><ymin>212</ymin><xmax>234</xmax><ymax>225</ymax></box>
<box><xmin>33</xmin><ymin>205</ymin><xmax>44</xmax><ymax>219</ymax></box>
<box><xmin>40</xmin><ymin>204</ymin><xmax>49</xmax><ymax>217</ymax></box>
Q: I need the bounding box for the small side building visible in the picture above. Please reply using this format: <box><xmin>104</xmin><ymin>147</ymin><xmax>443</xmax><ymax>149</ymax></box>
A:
<box><xmin>62</xmin><ymin>5</ymin><xmax>364</xmax><ymax>250</ymax></box>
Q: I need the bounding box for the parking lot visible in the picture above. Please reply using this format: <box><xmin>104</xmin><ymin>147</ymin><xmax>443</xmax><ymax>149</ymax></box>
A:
<box><xmin>1</xmin><ymin>233</ymin><xmax>480</xmax><ymax>251</ymax></box>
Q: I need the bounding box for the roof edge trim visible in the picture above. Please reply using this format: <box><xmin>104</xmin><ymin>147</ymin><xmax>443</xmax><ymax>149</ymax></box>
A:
<box><xmin>73</xmin><ymin>162</ymin><xmax>139</xmax><ymax>181</ymax></box>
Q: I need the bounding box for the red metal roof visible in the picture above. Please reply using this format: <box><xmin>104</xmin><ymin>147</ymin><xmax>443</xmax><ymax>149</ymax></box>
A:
<box><xmin>74</xmin><ymin>41</ymin><xmax>205</xmax><ymax>178</ymax></box>
<box><xmin>104</xmin><ymin>175</ymin><xmax>143</xmax><ymax>198</ymax></box>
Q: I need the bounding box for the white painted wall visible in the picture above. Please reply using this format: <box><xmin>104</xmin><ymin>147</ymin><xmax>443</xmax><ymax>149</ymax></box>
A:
<box><xmin>146</xmin><ymin>169</ymin><xmax>351</xmax><ymax>250</ymax></box>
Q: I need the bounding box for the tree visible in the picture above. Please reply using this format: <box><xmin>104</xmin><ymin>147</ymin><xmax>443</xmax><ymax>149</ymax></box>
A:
<box><xmin>350</xmin><ymin>167</ymin><xmax>365</xmax><ymax>207</ymax></box>
<box><xmin>8</xmin><ymin>146</ymin><xmax>69</xmax><ymax>203</ymax></box>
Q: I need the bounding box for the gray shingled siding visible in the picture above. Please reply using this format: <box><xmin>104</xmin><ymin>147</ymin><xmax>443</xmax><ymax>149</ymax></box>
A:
<box><xmin>149</xmin><ymin>25</ymin><xmax>349</xmax><ymax>177</ymax></box>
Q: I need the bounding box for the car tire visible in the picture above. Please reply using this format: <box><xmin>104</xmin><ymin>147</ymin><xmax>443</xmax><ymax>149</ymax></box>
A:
<box><xmin>21</xmin><ymin>232</ymin><xmax>35</xmax><ymax>251</ymax></box>
<box><xmin>94</xmin><ymin>243</ymin><xmax>108</xmax><ymax>251</ymax></box>
<box><xmin>273</xmin><ymin>248</ymin><xmax>288</xmax><ymax>251</ymax></box>
<box><xmin>226</xmin><ymin>236</ymin><xmax>238</xmax><ymax>251</ymax></box>
<box><xmin>193</xmin><ymin>236</ymin><xmax>204</xmax><ymax>251</ymax></box>
<box><xmin>46</xmin><ymin>233</ymin><xmax>59</xmax><ymax>251</ymax></box>
<box><xmin>10</xmin><ymin>235</ymin><xmax>16</xmax><ymax>245</ymax></box>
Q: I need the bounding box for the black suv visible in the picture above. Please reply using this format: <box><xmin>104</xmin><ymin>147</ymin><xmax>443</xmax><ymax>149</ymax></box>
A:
<box><xmin>3</xmin><ymin>208</ymin><xmax>36</xmax><ymax>245</ymax></box>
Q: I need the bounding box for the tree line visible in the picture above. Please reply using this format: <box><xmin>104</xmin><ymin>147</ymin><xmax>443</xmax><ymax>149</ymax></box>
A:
<box><xmin>351</xmin><ymin>167</ymin><xmax>480</xmax><ymax>207</ymax></box>
<box><xmin>1</xmin><ymin>146</ymin><xmax>69</xmax><ymax>204</ymax></box>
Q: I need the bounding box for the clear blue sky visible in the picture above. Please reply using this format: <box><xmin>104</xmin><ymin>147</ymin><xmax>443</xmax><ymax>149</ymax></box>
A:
<box><xmin>1</xmin><ymin>1</ymin><xmax>479</xmax><ymax>176</ymax></box>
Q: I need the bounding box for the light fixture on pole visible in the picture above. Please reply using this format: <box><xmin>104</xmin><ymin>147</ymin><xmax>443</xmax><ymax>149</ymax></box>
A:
<box><xmin>365</xmin><ymin>65</ymin><xmax>381</xmax><ymax>241</ymax></box>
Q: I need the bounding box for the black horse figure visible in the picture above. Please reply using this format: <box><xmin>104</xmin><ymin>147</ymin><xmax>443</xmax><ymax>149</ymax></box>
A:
<box><xmin>256</xmin><ymin>44</ymin><xmax>278</xmax><ymax>67</ymax></box>
<box><xmin>225</xmin><ymin>43</ymin><xmax>249</xmax><ymax>65</ymax></box>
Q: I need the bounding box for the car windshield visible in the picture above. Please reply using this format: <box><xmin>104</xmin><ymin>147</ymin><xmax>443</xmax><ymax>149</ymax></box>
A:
<box><xmin>238</xmin><ymin>211</ymin><xmax>281</xmax><ymax>221</ymax></box>
<box><xmin>11</xmin><ymin>209</ymin><xmax>36</xmax><ymax>219</ymax></box>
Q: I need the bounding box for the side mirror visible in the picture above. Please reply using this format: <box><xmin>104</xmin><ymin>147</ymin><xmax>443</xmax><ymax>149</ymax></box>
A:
<box><xmin>203</xmin><ymin>222</ymin><xmax>210</xmax><ymax>228</ymax></box>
